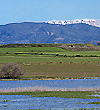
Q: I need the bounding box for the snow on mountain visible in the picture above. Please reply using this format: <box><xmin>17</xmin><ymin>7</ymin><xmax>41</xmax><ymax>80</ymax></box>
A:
<box><xmin>46</xmin><ymin>19</ymin><xmax>100</xmax><ymax>27</ymax></box>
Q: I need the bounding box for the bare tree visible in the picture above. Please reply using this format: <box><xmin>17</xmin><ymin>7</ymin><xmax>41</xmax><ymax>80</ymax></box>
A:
<box><xmin>1</xmin><ymin>63</ymin><xmax>24</xmax><ymax>79</ymax></box>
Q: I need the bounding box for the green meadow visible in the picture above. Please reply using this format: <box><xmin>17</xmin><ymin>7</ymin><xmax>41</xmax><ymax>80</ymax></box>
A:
<box><xmin>0</xmin><ymin>45</ymin><xmax>100</xmax><ymax>79</ymax></box>
<box><xmin>0</xmin><ymin>47</ymin><xmax>100</xmax><ymax>56</ymax></box>
<box><xmin>0</xmin><ymin>47</ymin><xmax>66</xmax><ymax>53</ymax></box>
<box><xmin>0</xmin><ymin>56</ymin><xmax>100</xmax><ymax>63</ymax></box>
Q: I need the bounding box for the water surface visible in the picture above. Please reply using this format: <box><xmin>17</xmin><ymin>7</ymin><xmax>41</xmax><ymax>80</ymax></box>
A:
<box><xmin>0</xmin><ymin>79</ymin><xmax>100</xmax><ymax>90</ymax></box>
<box><xmin>0</xmin><ymin>95</ymin><xmax>100</xmax><ymax>110</ymax></box>
<box><xmin>0</xmin><ymin>79</ymin><xmax>100</xmax><ymax>109</ymax></box>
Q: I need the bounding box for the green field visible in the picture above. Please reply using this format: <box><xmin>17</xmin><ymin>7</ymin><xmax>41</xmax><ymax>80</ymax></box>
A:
<box><xmin>0</xmin><ymin>46</ymin><xmax>100</xmax><ymax>79</ymax></box>
<box><xmin>0</xmin><ymin>91</ymin><xmax>100</xmax><ymax>99</ymax></box>
<box><xmin>0</xmin><ymin>47</ymin><xmax>100</xmax><ymax>56</ymax></box>
<box><xmin>0</xmin><ymin>46</ymin><xmax>100</xmax><ymax>63</ymax></box>
<box><xmin>0</xmin><ymin>56</ymin><xmax>100</xmax><ymax>63</ymax></box>
<box><xmin>0</xmin><ymin>47</ymin><xmax>67</xmax><ymax>53</ymax></box>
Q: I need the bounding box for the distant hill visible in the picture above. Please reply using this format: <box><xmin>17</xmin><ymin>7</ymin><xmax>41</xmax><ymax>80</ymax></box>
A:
<box><xmin>0</xmin><ymin>22</ymin><xmax>100</xmax><ymax>44</ymax></box>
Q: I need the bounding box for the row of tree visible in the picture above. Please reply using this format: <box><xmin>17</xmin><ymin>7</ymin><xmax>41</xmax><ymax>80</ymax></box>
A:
<box><xmin>0</xmin><ymin>43</ymin><xmax>60</xmax><ymax>48</ymax></box>
<box><xmin>0</xmin><ymin>42</ymin><xmax>100</xmax><ymax>48</ymax></box>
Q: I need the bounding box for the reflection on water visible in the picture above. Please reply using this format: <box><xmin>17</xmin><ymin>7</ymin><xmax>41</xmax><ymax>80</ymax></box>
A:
<box><xmin>0</xmin><ymin>95</ymin><xmax>100</xmax><ymax>110</ymax></box>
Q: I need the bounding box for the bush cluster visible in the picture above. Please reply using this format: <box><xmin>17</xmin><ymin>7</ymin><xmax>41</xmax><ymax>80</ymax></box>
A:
<box><xmin>0</xmin><ymin>43</ymin><xmax>62</xmax><ymax>48</ymax></box>
<box><xmin>0</xmin><ymin>63</ymin><xmax>24</xmax><ymax>79</ymax></box>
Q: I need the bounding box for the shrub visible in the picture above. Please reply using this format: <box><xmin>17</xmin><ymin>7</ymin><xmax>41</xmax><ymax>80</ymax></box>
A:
<box><xmin>75</xmin><ymin>54</ymin><xmax>81</xmax><ymax>57</ymax></box>
<box><xmin>6</xmin><ymin>52</ymin><xmax>9</xmax><ymax>54</ymax></box>
<box><xmin>56</xmin><ymin>54</ymin><xmax>59</xmax><ymax>56</ymax></box>
<box><xmin>75</xmin><ymin>54</ymin><xmax>83</xmax><ymax>57</ymax></box>
<box><xmin>0</xmin><ymin>63</ymin><xmax>24</xmax><ymax>79</ymax></box>
<box><xmin>64</xmin><ymin>54</ymin><xmax>67</xmax><ymax>57</ymax></box>
<box><xmin>40</xmin><ymin>53</ymin><xmax>43</xmax><ymax>55</ymax></box>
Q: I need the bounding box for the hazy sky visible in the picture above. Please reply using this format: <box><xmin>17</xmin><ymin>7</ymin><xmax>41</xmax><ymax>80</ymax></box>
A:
<box><xmin>0</xmin><ymin>0</ymin><xmax>100</xmax><ymax>24</ymax></box>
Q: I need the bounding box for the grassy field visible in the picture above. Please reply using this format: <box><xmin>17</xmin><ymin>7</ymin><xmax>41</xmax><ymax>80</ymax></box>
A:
<box><xmin>0</xmin><ymin>47</ymin><xmax>66</xmax><ymax>53</ymax></box>
<box><xmin>0</xmin><ymin>46</ymin><xmax>100</xmax><ymax>79</ymax></box>
<box><xmin>0</xmin><ymin>91</ymin><xmax>100</xmax><ymax>99</ymax></box>
<box><xmin>19</xmin><ymin>61</ymin><xmax>100</xmax><ymax>78</ymax></box>
<box><xmin>0</xmin><ymin>56</ymin><xmax>100</xmax><ymax>63</ymax></box>
<box><xmin>0</xmin><ymin>47</ymin><xmax>100</xmax><ymax>56</ymax></box>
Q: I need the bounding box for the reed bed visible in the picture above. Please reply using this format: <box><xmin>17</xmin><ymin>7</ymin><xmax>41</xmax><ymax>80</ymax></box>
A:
<box><xmin>0</xmin><ymin>86</ymin><xmax>100</xmax><ymax>93</ymax></box>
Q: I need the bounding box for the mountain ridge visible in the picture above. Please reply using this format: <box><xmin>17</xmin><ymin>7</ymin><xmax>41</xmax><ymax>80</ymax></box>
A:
<box><xmin>0</xmin><ymin>22</ymin><xmax>100</xmax><ymax>44</ymax></box>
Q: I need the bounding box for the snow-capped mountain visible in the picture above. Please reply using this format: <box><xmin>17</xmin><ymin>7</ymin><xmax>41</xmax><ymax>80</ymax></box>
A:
<box><xmin>0</xmin><ymin>21</ymin><xmax>100</xmax><ymax>44</ymax></box>
<box><xmin>46</xmin><ymin>19</ymin><xmax>100</xmax><ymax>27</ymax></box>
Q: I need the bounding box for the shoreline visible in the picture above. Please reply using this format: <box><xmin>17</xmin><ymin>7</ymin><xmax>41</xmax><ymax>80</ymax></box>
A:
<box><xmin>0</xmin><ymin>77</ymin><xmax>100</xmax><ymax>81</ymax></box>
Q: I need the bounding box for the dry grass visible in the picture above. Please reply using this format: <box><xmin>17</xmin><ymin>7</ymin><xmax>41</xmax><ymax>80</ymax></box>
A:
<box><xmin>0</xmin><ymin>61</ymin><xmax>100</xmax><ymax>79</ymax></box>
<box><xmin>22</xmin><ymin>61</ymin><xmax>100</xmax><ymax>78</ymax></box>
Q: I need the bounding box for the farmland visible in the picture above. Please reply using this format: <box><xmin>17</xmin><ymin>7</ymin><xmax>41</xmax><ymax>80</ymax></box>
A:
<box><xmin>0</xmin><ymin>44</ymin><xmax>100</xmax><ymax>79</ymax></box>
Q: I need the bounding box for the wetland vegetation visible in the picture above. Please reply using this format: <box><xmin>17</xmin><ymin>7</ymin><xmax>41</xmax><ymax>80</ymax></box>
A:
<box><xmin>0</xmin><ymin>91</ymin><xmax>100</xmax><ymax>99</ymax></box>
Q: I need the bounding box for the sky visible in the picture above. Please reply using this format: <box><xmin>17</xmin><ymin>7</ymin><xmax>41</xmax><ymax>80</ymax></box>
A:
<box><xmin>0</xmin><ymin>0</ymin><xmax>100</xmax><ymax>25</ymax></box>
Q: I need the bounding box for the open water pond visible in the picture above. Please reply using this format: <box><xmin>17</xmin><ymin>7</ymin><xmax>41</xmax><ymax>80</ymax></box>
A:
<box><xmin>0</xmin><ymin>79</ymin><xmax>100</xmax><ymax>90</ymax></box>
<box><xmin>0</xmin><ymin>95</ymin><xmax>100</xmax><ymax>109</ymax></box>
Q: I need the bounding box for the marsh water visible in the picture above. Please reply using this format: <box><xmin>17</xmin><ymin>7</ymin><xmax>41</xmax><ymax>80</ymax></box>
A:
<box><xmin>0</xmin><ymin>79</ymin><xmax>100</xmax><ymax>109</ymax></box>
<box><xmin>0</xmin><ymin>79</ymin><xmax>100</xmax><ymax>90</ymax></box>
<box><xmin>0</xmin><ymin>95</ymin><xmax>100</xmax><ymax>109</ymax></box>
